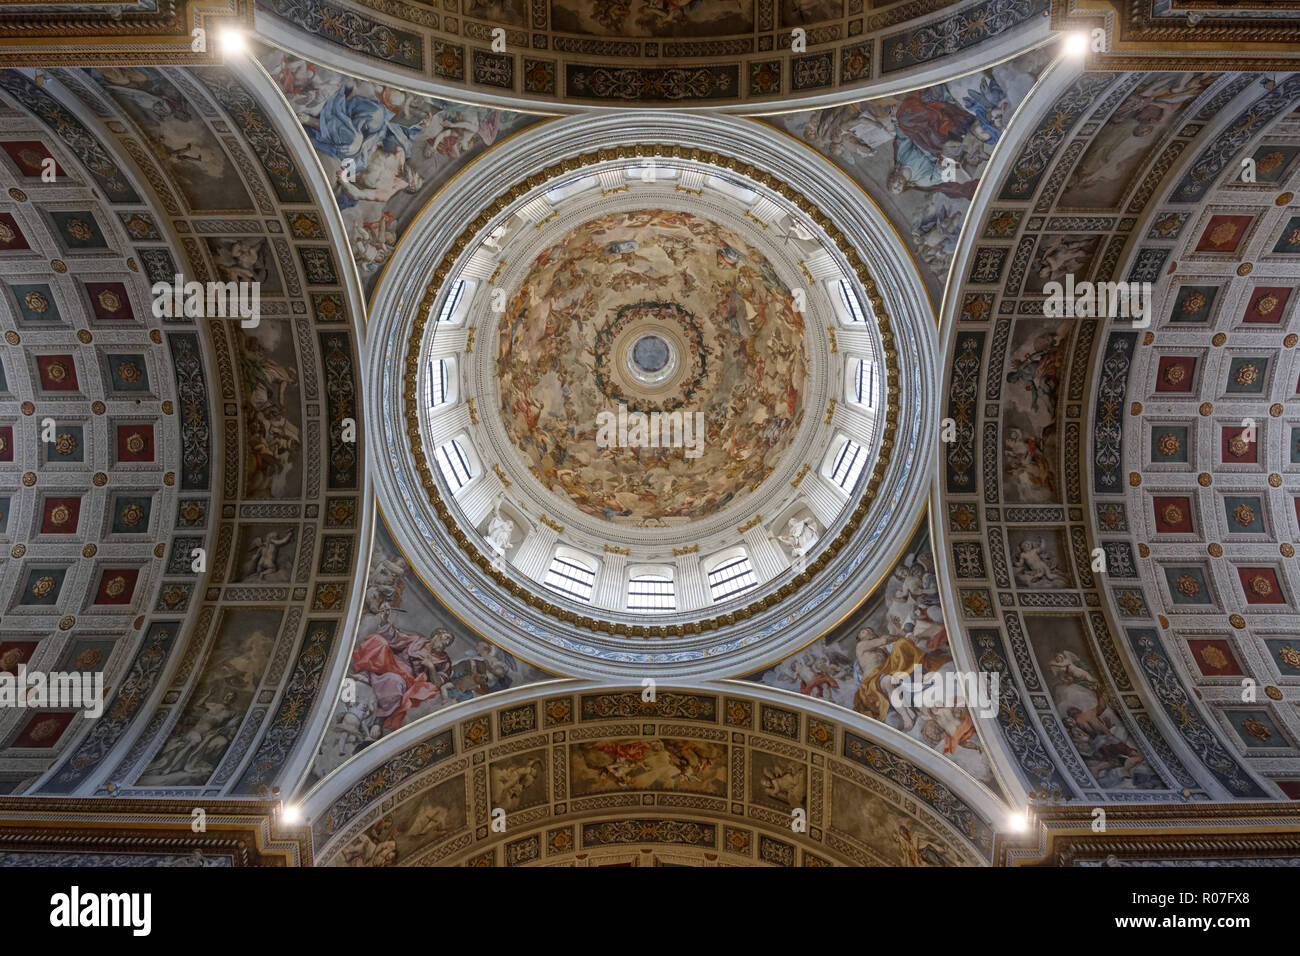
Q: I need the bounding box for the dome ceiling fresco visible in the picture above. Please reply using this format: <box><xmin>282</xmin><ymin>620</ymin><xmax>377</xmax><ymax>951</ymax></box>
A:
<box><xmin>496</xmin><ymin>208</ymin><xmax>808</xmax><ymax>523</ymax></box>
<box><xmin>1</xmin><ymin>3</ymin><xmax>1300</xmax><ymax>878</ymax></box>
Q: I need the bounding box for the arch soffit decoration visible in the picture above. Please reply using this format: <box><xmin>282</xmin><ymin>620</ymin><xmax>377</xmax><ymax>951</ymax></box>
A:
<box><xmin>936</xmin><ymin>60</ymin><xmax>1300</xmax><ymax>803</ymax></box>
<box><xmin>301</xmin><ymin>679</ymin><xmax>1010</xmax><ymax>867</ymax></box>
<box><xmin>254</xmin><ymin>0</ymin><xmax>1054</xmax><ymax>114</ymax></box>
<box><xmin>0</xmin><ymin>61</ymin><xmax>373</xmax><ymax>799</ymax></box>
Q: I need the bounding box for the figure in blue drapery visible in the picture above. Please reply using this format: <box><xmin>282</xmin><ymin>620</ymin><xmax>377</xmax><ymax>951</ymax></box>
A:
<box><xmin>306</xmin><ymin>84</ymin><xmax>426</xmax><ymax>207</ymax></box>
<box><xmin>961</xmin><ymin>77</ymin><xmax>1009</xmax><ymax>146</ymax></box>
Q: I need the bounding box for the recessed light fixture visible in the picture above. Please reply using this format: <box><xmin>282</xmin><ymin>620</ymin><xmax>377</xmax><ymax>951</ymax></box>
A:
<box><xmin>219</xmin><ymin>28</ymin><xmax>247</xmax><ymax>56</ymax></box>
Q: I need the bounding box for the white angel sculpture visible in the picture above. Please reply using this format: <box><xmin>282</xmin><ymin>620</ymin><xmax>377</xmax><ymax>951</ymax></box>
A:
<box><xmin>486</xmin><ymin>499</ymin><xmax>514</xmax><ymax>571</ymax></box>
<box><xmin>777</xmin><ymin>515</ymin><xmax>820</xmax><ymax>574</ymax></box>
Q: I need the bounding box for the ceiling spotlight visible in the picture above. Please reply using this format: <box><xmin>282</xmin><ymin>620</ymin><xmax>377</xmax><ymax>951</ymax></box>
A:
<box><xmin>281</xmin><ymin>804</ymin><xmax>302</xmax><ymax>824</ymax></box>
<box><xmin>1007</xmin><ymin>812</ymin><xmax>1029</xmax><ymax>832</ymax></box>
<box><xmin>219</xmin><ymin>28</ymin><xmax>247</xmax><ymax>56</ymax></box>
<box><xmin>1063</xmin><ymin>32</ymin><xmax>1088</xmax><ymax>57</ymax></box>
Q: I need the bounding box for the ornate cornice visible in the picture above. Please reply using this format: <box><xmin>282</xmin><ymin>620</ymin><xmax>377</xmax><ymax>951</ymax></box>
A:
<box><xmin>996</xmin><ymin>801</ymin><xmax>1300</xmax><ymax>864</ymax></box>
<box><xmin>1054</xmin><ymin>0</ymin><xmax>1300</xmax><ymax>70</ymax></box>
<box><xmin>0</xmin><ymin>798</ymin><xmax>310</xmax><ymax>865</ymax></box>
<box><xmin>0</xmin><ymin>1</ymin><xmax>253</xmax><ymax>66</ymax></box>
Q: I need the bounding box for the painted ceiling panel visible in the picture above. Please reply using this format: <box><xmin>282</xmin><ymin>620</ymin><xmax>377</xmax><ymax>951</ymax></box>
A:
<box><xmin>0</xmin><ymin>7</ymin><xmax>1298</xmax><ymax>871</ymax></box>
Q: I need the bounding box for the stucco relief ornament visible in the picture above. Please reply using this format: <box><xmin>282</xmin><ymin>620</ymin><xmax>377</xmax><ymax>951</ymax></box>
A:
<box><xmin>29</xmin><ymin>717</ymin><xmax>61</xmax><ymax>744</ymax></box>
<box><xmin>1241</xmin><ymin>717</ymin><xmax>1271</xmax><ymax>742</ymax></box>
<box><xmin>1208</xmin><ymin>221</ymin><xmax>1239</xmax><ymax>248</ymax></box>
<box><xmin>1198</xmin><ymin>644</ymin><xmax>1228</xmax><ymax>671</ymax></box>
<box><xmin>776</xmin><ymin>515</ymin><xmax>820</xmax><ymax>574</ymax></box>
<box><xmin>485</xmin><ymin>498</ymin><xmax>514</xmax><ymax>572</ymax></box>
<box><xmin>1257</xmin><ymin>152</ymin><xmax>1285</xmax><ymax>175</ymax></box>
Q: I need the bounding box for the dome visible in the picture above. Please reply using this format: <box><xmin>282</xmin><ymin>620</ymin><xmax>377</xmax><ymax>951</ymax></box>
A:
<box><xmin>367</xmin><ymin>113</ymin><xmax>939</xmax><ymax>675</ymax></box>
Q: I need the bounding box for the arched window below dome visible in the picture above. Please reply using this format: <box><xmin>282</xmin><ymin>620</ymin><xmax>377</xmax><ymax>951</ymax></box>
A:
<box><xmin>434</xmin><ymin>435</ymin><xmax>477</xmax><ymax>492</ymax></box>
<box><xmin>627</xmin><ymin>567</ymin><xmax>675</xmax><ymax>613</ymax></box>
<box><xmin>543</xmin><ymin>548</ymin><xmax>598</xmax><ymax>603</ymax></box>
<box><xmin>705</xmin><ymin>548</ymin><xmax>758</xmax><ymax>603</ymax></box>
<box><xmin>824</xmin><ymin>434</ymin><xmax>868</xmax><ymax>495</ymax></box>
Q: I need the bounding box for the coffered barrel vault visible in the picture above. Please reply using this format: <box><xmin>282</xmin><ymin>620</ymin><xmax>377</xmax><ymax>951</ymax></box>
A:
<box><xmin>936</xmin><ymin>61</ymin><xmax>1300</xmax><ymax>804</ymax></box>
<box><xmin>0</xmin><ymin>57</ymin><xmax>371</xmax><ymax>800</ymax></box>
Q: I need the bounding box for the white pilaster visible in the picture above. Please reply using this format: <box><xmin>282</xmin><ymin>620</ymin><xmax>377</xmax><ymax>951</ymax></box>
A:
<box><xmin>742</xmin><ymin>524</ymin><xmax>787</xmax><ymax>580</ymax></box>
<box><xmin>427</xmin><ymin>326</ymin><xmax>467</xmax><ymax>356</ymax></box>
<box><xmin>835</xmin><ymin>328</ymin><xmax>875</xmax><ymax>354</ymax></box>
<box><xmin>426</xmin><ymin>403</ymin><xmax>471</xmax><ymax>449</ymax></box>
<box><xmin>457</xmin><ymin>472</ymin><xmax>504</xmax><ymax>527</ymax></box>
<box><xmin>594</xmin><ymin>550</ymin><xmax>628</xmax><ymax>609</ymax></box>
<box><xmin>800</xmin><ymin>472</ymin><xmax>846</xmax><ymax>528</ymax></box>
<box><xmin>512</xmin><ymin>522</ymin><xmax>560</xmax><ymax>579</ymax></box>
<box><xmin>832</xmin><ymin>400</ymin><xmax>876</xmax><ymax>441</ymax></box>
<box><xmin>675</xmin><ymin>551</ymin><xmax>707</xmax><ymax>611</ymax></box>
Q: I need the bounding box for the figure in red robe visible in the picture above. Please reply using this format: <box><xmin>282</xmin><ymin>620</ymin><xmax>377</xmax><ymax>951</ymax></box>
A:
<box><xmin>351</xmin><ymin>618</ymin><xmax>446</xmax><ymax>730</ymax></box>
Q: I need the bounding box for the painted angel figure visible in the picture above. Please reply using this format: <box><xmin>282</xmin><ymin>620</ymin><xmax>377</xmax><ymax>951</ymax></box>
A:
<box><xmin>247</xmin><ymin>529</ymin><xmax>294</xmax><ymax>581</ymax></box>
<box><xmin>777</xmin><ymin>515</ymin><xmax>819</xmax><ymax>573</ymax></box>
<box><xmin>1012</xmin><ymin>536</ymin><xmax>1068</xmax><ymax>588</ymax></box>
